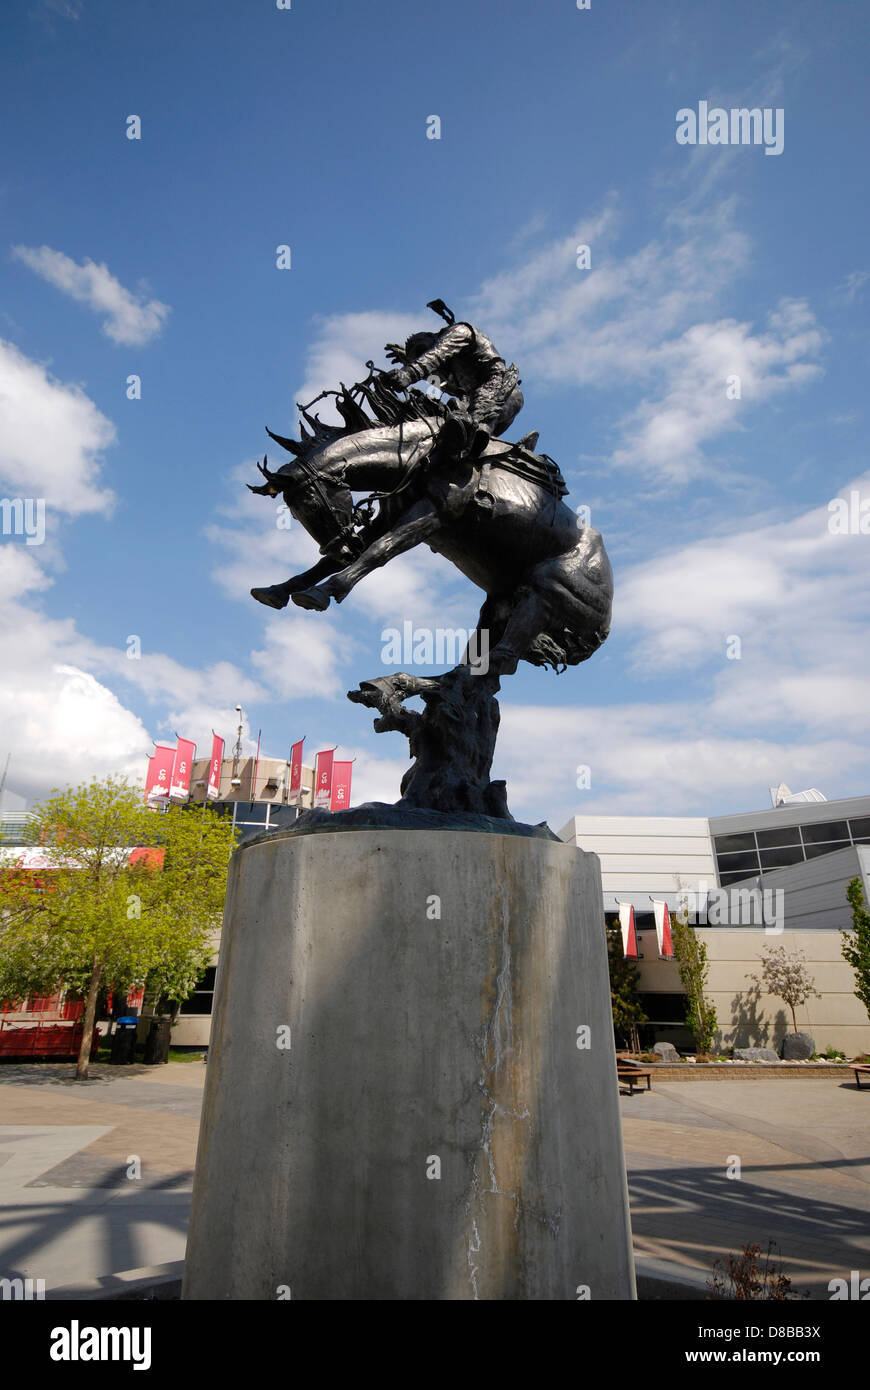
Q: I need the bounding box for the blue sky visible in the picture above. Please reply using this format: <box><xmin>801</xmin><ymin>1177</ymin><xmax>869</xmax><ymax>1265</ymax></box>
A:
<box><xmin>1</xmin><ymin>0</ymin><xmax>868</xmax><ymax>829</ymax></box>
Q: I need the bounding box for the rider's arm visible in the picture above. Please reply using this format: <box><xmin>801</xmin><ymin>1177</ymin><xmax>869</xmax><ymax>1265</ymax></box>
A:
<box><xmin>405</xmin><ymin>323</ymin><xmax>473</xmax><ymax>382</ymax></box>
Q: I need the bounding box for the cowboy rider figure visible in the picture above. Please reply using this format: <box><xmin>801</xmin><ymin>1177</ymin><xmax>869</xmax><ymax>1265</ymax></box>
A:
<box><xmin>383</xmin><ymin>299</ymin><xmax>523</xmax><ymax>464</ymax></box>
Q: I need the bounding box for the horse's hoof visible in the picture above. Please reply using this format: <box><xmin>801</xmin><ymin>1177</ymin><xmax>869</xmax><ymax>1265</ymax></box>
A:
<box><xmin>291</xmin><ymin>587</ymin><xmax>331</xmax><ymax>612</ymax></box>
<box><xmin>251</xmin><ymin>586</ymin><xmax>289</xmax><ymax>610</ymax></box>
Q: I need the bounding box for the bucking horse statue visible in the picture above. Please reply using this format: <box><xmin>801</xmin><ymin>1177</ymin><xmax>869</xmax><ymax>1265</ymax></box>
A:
<box><xmin>248</xmin><ymin>300</ymin><xmax>613</xmax><ymax>824</ymax></box>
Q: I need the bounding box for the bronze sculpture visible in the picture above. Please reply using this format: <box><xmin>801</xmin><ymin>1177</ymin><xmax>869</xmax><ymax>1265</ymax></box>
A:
<box><xmin>248</xmin><ymin>302</ymin><xmax>613</xmax><ymax>822</ymax></box>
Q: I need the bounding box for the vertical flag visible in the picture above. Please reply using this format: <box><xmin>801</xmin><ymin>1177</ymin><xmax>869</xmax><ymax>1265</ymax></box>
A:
<box><xmin>618</xmin><ymin>901</ymin><xmax>638</xmax><ymax>959</ymax></box>
<box><xmin>146</xmin><ymin>745</ymin><xmax>175</xmax><ymax>803</ymax></box>
<box><xmin>652</xmin><ymin>900</ymin><xmax>674</xmax><ymax>959</ymax></box>
<box><xmin>288</xmin><ymin>739</ymin><xmax>304</xmax><ymax>804</ymax></box>
<box><xmin>330</xmin><ymin>761</ymin><xmax>353</xmax><ymax>811</ymax></box>
<box><xmin>314</xmin><ymin>749</ymin><xmax>334</xmax><ymax>809</ymax></box>
<box><xmin>207</xmin><ymin>734</ymin><xmax>224</xmax><ymax>801</ymax></box>
<box><xmin>169</xmin><ymin>738</ymin><xmax>196</xmax><ymax>802</ymax></box>
<box><xmin>250</xmin><ymin>729</ymin><xmax>261</xmax><ymax>802</ymax></box>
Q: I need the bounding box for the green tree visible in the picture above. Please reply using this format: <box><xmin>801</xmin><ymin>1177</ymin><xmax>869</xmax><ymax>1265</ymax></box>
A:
<box><xmin>606</xmin><ymin>918</ymin><xmax>647</xmax><ymax>1052</ymax></box>
<box><xmin>0</xmin><ymin>777</ymin><xmax>236</xmax><ymax>1079</ymax></box>
<box><xmin>842</xmin><ymin>876</ymin><xmax>870</xmax><ymax>1024</ymax></box>
<box><xmin>670</xmin><ymin>902</ymin><xmax>718</xmax><ymax>1053</ymax></box>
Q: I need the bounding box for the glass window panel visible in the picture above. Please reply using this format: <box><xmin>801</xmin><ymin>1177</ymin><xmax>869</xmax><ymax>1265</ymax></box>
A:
<box><xmin>756</xmin><ymin>826</ymin><xmax>802</xmax><ymax>849</ymax></box>
<box><xmin>267</xmin><ymin>805</ymin><xmax>299</xmax><ymax>828</ymax></box>
<box><xmin>715</xmin><ymin>851</ymin><xmax>760</xmax><ymax>872</ymax></box>
<box><xmin>801</xmin><ymin>820</ymin><xmax>849</xmax><ymax>844</ymax></box>
<box><xmin>759</xmin><ymin>846</ymin><xmax>804</xmax><ymax>868</ymax></box>
<box><xmin>638</xmin><ymin>994</ymin><xmax>688</xmax><ymax>1020</ymax></box>
<box><xmin>718</xmin><ymin>870</ymin><xmax>760</xmax><ymax>887</ymax></box>
<box><xmin>235</xmin><ymin>823</ymin><xmax>264</xmax><ymax>844</ymax></box>
<box><xmin>848</xmin><ymin>818</ymin><xmax>870</xmax><ymax>838</ymax></box>
<box><xmin>714</xmin><ymin>832</ymin><xmax>757</xmax><ymax>853</ymax></box>
<box><xmin>181</xmin><ymin>992</ymin><xmax>214</xmax><ymax>1015</ymax></box>
<box><xmin>802</xmin><ymin>840</ymin><xmax>850</xmax><ymax>859</ymax></box>
<box><xmin>234</xmin><ymin>802</ymin><xmax>268</xmax><ymax>825</ymax></box>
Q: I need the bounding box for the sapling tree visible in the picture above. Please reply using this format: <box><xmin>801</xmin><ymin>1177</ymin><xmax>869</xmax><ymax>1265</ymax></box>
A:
<box><xmin>841</xmin><ymin>876</ymin><xmax>870</xmax><ymax>1023</ymax></box>
<box><xmin>670</xmin><ymin>899</ymin><xmax>718</xmax><ymax>1053</ymax></box>
<box><xmin>605</xmin><ymin>919</ymin><xmax>647</xmax><ymax>1051</ymax></box>
<box><xmin>748</xmin><ymin>944</ymin><xmax>821</xmax><ymax>1035</ymax></box>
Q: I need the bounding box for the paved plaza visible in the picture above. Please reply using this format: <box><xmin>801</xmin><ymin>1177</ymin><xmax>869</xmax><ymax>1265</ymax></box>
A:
<box><xmin>0</xmin><ymin>1063</ymin><xmax>867</xmax><ymax>1298</ymax></box>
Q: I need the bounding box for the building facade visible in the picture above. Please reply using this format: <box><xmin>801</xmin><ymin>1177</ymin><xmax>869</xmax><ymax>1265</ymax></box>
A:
<box><xmin>560</xmin><ymin>793</ymin><xmax>870</xmax><ymax>1055</ymax></box>
<box><xmin>168</xmin><ymin>754</ymin><xmax>316</xmax><ymax>1044</ymax></box>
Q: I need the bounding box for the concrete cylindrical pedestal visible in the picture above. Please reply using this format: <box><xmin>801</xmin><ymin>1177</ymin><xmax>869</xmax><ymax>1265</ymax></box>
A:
<box><xmin>183</xmin><ymin>828</ymin><xmax>635</xmax><ymax>1300</ymax></box>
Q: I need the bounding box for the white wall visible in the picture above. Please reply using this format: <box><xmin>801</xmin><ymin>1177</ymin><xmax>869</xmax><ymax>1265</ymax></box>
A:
<box><xmin>559</xmin><ymin>815</ymin><xmax>716</xmax><ymax>905</ymax></box>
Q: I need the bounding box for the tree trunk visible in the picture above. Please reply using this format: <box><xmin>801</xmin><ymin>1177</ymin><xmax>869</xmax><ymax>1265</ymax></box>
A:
<box><xmin>76</xmin><ymin>960</ymin><xmax>103</xmax><ymax>1081</ymax></box>
<box><xmin>790</xmin><ymin>1003</ymin><xmax>798</xmax><ymax>1034</ymax></box>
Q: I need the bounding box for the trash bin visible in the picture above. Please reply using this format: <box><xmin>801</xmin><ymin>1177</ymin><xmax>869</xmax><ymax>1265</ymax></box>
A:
<box><xmin>110</xmin><ymin>1017</ymin><xmax>138</xmax><ymax>1065</ymax></box>
<box><xmin>143</xmin><ymin>1017</ymin><xmax>171</xmax><ymax>1065</ymax></box>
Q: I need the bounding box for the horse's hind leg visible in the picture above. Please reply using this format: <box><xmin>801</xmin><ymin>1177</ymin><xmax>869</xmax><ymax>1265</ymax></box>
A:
<box><xmin>455</xmin><ymin>594</ymin><xmax>512</xmax><ymax>673</ymax></box>
<box><xmin>291</xmin><ymin>499</ymin><xmax>442</xmax><ymax>611</ymax></box>
<box><xmin>483</xmin><ymin>582</ymin><xmax>553</xmax><ymax>677</ymax></box>
<box><xmin>487</xmin><ymin>541</ymin><xmax>612</xmax><ymax>672</ymax></box>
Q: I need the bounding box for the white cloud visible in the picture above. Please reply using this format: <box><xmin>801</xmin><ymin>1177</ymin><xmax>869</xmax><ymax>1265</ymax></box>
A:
<box><xmin>0</xmin><ymin>591</ymin><xmax>152</xmax><ymax>799</ymax></box>
<box><xmin>293</xmin><ymin>310</ymin><xmax>424</xmax><ymax>427</ymax></box>
<box><xmin>0</xmin><ymin>339</ymin><xmax>116</xmax><ymax>515</ymax></box>
<box><xmin>497</xmin><ymin>699</ymin><xmax>857</xmax><ymax>828</ymax></box>
<box><xmin>610</xmin><ymin>302</ymin><xmax>823</xmax><ymax>482</ymax></box>
<box><xmin>617</xmin><ymin>471</ymin><xmax>870</xmax><ymax>723</ymax></box>
<box><xmin>492</xmin><ymin>476</ymin><xmax>870</xmax><ymax>825</ymax></box>
<box><xmin>466</xmin><ymin>199</ymin><xmax>821</xmax><ymax>485</ymax></box>
<box><xmin>250</xmin><ymin>614</ymin><xmax>349</xmax><ymax>700</ymax></box>
<box><xmin>0</xmin><ymin>540</ymin><xmax>267</xmax><ymax>802</ymax></box>
<box><xmin>835</xmin><ymin>269</ymin><xmax>869</xmax><ymax>305</ymax></box>
<box><xmin>11</xmin><ymin>245</ymin><xmax>169</xmax><ymax>346</ymax></box>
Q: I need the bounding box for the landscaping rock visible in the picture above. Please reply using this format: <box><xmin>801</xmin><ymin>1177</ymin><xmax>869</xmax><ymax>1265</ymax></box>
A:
<box><xmin>652</xmin><ymin>1042</ymin><xmax>680</xmax><ymax>1063</ymax></box>
<box><xmin>780</xmin><ymin>1032</ymin><xmax>815</xmax><ymax>1061</ymax></box>
<box><xmin>733</xmin><ymin>1047</ymin><xmax>780</xmax><ymax>1062</ymax></box>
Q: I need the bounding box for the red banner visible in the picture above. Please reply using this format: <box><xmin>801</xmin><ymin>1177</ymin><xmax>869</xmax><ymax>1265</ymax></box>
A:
<box><xmin>330</xmin><ymin>761</ymin><xmax>353</xmax><ymax>811</ymax></box>
<box><xmin>146</xmin><ymin>745</ymin><xmax>175</xmax><ymax>803</ymax></box>
<box><xmin>207</xmin><ymin>734</ymin><xmax>224</xmax><ymax>800</ymax></box>
<box><xmin>169</xmin><ymin>738</ymin><xmax>196</xmax><ymax>802</ymax></box>
<box><xmin>314</xmin><ymin>750</ymin><xmax>334</xmax><ymax>810</ymax></box>
<box><xmin>251</xmin><ymin>729</ymin><xmax>261</xmax><ymax>801</ymax></box>
<box><xmin>289</xmin><ymin>739</ymin><xmax>304</xmax><ymax>804</ymax></box>
<box><xmin>653</xmin><ymin>900</ymin><xmax>674</xmax><ymax>959</ymax></box>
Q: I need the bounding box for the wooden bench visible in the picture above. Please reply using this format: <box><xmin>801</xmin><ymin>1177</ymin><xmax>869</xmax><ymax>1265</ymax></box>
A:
<box><xmin>854</xmin><ymin>1064</ymin><xmax>870</xmax><ymax>1089</ymax></box>
<box><xmin>617</xmin><ymin>1063</ymin><xmax>652</xmax><ymax>1093</ymax></box>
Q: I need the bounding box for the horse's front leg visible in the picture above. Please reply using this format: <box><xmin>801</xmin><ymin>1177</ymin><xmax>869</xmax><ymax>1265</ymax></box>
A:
<box><xmin>291</xmin><ymin>500</ymin><xmax>441</xmax><ymax>611</ymax></box>
<box><xmin>250</xmin><ymin>555</ymin><xmax>341</xmax><ymax>610</ymax></box>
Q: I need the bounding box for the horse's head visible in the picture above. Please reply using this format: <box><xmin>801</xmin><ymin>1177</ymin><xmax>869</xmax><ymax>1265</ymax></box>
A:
<box><xmin>247</xmin><ymin>406</ymin><xmax>354</xmax><ymax>554</ymax></box>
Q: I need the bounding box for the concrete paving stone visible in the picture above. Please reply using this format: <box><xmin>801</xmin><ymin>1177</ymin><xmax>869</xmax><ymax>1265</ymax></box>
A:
<box><xmin>25</xmin><ymin>1152</ymin><xmax>194</xmax><ymax>1190</ymax></box>
<box><xmin>1</xmin><ymin>1064</ymin><xmax>868</xmax><ymax>1297</ymax></box>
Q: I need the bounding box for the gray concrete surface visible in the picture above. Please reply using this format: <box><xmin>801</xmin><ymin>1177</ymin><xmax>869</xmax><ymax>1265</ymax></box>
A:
<box><xmin>183</xmin><ymin>828</ymin><xmax>635</xmax><ymax>1300</ymax></box>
